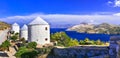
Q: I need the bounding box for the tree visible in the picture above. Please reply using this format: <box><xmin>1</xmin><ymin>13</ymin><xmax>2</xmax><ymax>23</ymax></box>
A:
<box><xmin>0</xmin><ymin>40</ymin><xmax>11</xmax><ymax>51</ymax></box>
<box><xmin>90</xmin><ymin>40</ymin><xmax>95</xmax><ymax>45</ymax></box>
<box><xmin>84</xmin><ymin>38</ymin><xmax>90</xmax><ymax>43</ymax></box>
<box><xmin>95</xmin><ymin>39</ymin><xmax>102</xmax><ymax>45</ymax></box>
<box><xmin>51</xmin><ymin>32</ymin><xmax>69</xmax><ymax>47</ymax></box>
<box><xmin>51</xmin><ymin>32</ymin><xmax>79</xmax><ymax>47</ymax></box>
<box><xmin>84</xmin><ymin>38</ymin><xmax>91</xmax><ymax>45</ymax></box>
<box><xmin>79</xmin><ymin>40</ymin><xmax>85</xmax><ymax>45</ymax></box>
<box><xmin>10</xmin><ymin>35</ymin><xmax>18</xmax><ymax>41</ymax></box>
<box><xmin>68</xmin><ymin>39</ymin><xmax>79</xmax><ymax>46</ymax></box>
<box><xmin>27</xmin><ymin>42</ymin><xmax>37</xmax><ymax>49</ymax></box>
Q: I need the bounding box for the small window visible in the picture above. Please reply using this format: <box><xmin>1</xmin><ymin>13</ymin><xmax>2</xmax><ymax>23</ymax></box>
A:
<box><xmin>45</xmin><ymin>27</ymin><xmax>48</xmax><ymax>30</ymax></box>
<box><xmin>45</xmin><ymin>38</ymin><xmax>48</xmax><ymax>41</ymax></box>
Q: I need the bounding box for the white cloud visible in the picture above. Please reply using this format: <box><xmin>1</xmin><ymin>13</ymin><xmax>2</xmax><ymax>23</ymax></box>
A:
<box><xmin>107</xmin><ymin>0</ymin><xmax>120</xmax><ymax>7</ymax></box>
<box><xmin>0</xmin><ymin>13</ymin><xmax>120</xmax><ymax>27</ymax></box>
<box><xmin>107</xmin><ymin>1</ymin><xmax>113</xmax><ymax>6</ymax></box>
<box><xmin>113</xmin><ymin>13</ymin><xmax>120</xmax><ymax>16</ymax></box>
<box><xmin>114</xmin><ymin>0</ymin><xmax>120</xmax><ymax>7</ymax></box>
<box><xmin>108</xmin><ymin>1</ymin><xmax>113</xmax><ymax>4</ymax></box>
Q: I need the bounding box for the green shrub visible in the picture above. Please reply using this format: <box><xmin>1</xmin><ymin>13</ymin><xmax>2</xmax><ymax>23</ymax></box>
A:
<box><xmin>10</xmin><ymin>35</ymin><xmax>18</xmax><ymax>41</ymax></box>
<box><xmin>0</xmin><ymin>40</ymin><xmax>11</xmax><ymax>51</ymax></box>
<box><xmin>15</xmin><ymin>47</ymin><xmax>38</xmax><ymax>58</ymax></box>
<box><xmin>15</xmin><ymin>47</ymin><xmax>29</xmax><ymax>57</ymax></box>
<box><xmin>27</xmin><ymin>42</ymin><xmax>37</xmax><ymax>49</ymax></box>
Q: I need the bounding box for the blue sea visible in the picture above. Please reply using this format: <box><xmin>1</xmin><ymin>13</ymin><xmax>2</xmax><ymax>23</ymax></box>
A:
<box><xmin>50</xmin><ymin>28</ymin><xmax>110</xmax><ymax>42</ymax></box>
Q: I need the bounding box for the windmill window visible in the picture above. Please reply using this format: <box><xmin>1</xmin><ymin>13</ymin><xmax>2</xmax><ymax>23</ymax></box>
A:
<box><xmin>45</xmin><ymin>38</ymin><xmax>48</xmax><ymax>41</ymax></box>
<box><xmin>45</xmin><ymin>27</ymin><xmax>48</xmax><ymax>30</ymax></box>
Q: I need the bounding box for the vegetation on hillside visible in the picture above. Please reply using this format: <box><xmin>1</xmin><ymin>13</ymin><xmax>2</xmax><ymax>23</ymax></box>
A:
<box><xmin>0</xmin><ymin>21</ymin><xmax>10</xmax><ymax>30</ymax></box>
<box><xmin>9</xmin><ymin>32</ymin><xmax>38</xmax><ymax>58</ymax></box>
<box><xmin>15</xmin><ymin>42</ymin><xmax>54</xmax><ymax>58</ymax></box>
<box><xmin>15</xmin><ymin>46</ymin><xmax>54</xmax><ymax>58</ymax></box>
<box><xmin>15</xmin><ymin>47</ymin><xmax>38</xmax><ymax>58</ymax></box>
<box><xmin>0</xmin><ymin>40</ymin><xmax>11</xmax><ymax>51</ymax></box>
<box><xmin>15</xmin><ymin>42</ymin><xmax>37</xmax><ymax>58</ymax></box>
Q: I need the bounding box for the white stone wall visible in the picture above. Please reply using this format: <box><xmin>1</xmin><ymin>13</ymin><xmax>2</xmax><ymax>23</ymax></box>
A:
<box><xmin>28</xmin><ymin>24</ymin><xmax>50</xmax><ymax>45</ymax></box>
<box><xmin>12</xmin><ymin>25</ymin><xmax>20</xmax><ymax>33</ymax></box>
<box><xmin>20</xmin><ymin>30</ymin><xmax>28</xmax><ymax>40</ymax></box>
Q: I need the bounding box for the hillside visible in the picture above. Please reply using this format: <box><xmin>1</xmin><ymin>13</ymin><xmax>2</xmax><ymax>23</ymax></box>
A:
<box><xmin>0</xmin><ymin>21</ymin><xmax>11</xmax><ymax>30</ymax></box>
<box><xmin>67</xmin><ymin>23</ymin><xmax>120</xmax><ymax>34</ymax></box>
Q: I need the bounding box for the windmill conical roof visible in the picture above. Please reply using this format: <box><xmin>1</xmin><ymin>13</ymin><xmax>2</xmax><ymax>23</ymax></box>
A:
<box><xmin>21</xmin><ymin>24</ymin><xmax>28</xmax><ymax>30</ymax></box>
<box><xmin>12</xmin><ymin>23</ymin><xmax>19</xmax><ymax>26</ymax></box>
<box><xmin>29</xmin><ymin>17</ymin><xmax>48</xmax><ymax>25</ymax></box>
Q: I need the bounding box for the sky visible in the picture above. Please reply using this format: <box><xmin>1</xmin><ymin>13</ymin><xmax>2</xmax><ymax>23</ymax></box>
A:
<box><xmin>0</xmin><ymin>0</ymin><xmax>120</xmax><ymax>27</ymax></box>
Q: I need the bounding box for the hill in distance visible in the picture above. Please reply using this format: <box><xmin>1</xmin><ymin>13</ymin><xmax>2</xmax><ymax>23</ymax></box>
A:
<box><xmin>67</xmin><ymin>23</ymin><xmax>120</xmax><ymax>34</ymax></box>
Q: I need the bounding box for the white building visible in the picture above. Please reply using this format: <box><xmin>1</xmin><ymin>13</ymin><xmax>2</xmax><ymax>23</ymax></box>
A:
<box><xmin>28</xmin><ymin>17</ymin><xmax>50</xmax><ymax>45</ymax></box>
<box><xmin>20</xmin><ymin>24</ymin><xmax>28</xmax><ymax>40</ymax></box>
<box><xmin>11</xmin><ymin>23</ymin><xmax>20</xmax><ymax>33</ymax></box>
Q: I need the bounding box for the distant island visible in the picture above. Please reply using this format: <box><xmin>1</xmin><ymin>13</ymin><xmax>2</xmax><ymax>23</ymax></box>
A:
<box><xmin>67</xmin><ymin>23</ymin><xmax>120</xmax><ymax>34</ymax></box>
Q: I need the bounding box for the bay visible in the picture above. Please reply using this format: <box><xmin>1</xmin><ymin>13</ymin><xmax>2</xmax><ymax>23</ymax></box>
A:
<box><xmin>50</xmin><ymin>28</ymin><xmax>110</xmax><ymax>42</ymax></box>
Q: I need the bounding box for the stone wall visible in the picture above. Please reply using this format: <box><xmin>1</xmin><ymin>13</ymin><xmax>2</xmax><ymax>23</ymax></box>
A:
<box><xmin>109</xmin><ymin>36</ymin><xmax>120</xmax><ymax>58</ymax></box>
<box><xmin>47</xmin><ymin>46</ymin><xmax>109</xmax><ymax>58</ymax></box>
